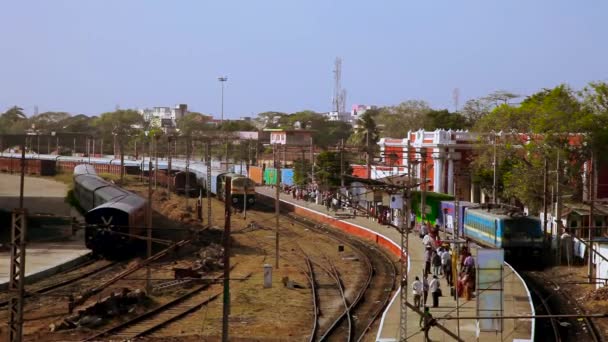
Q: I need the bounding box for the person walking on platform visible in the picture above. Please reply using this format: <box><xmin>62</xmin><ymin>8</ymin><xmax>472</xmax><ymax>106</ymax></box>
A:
<box><xmin>440</xmin><ymin>247</ymin><xmax>450</xmax><ymax>276</ymax></box>
<box><xmin>419</xmin><ymin>306</ymin><xmax>436</xmax><ymax>341</ymax></box>
<box><xmin>412</xmin><ymin>276</ymin><xmax>423</xmax><ymax>308</ymax></box>
<box><xmin>430</xmin><ymin>275</ymin><xmax>441</xmax><ymax>308</ymax></box>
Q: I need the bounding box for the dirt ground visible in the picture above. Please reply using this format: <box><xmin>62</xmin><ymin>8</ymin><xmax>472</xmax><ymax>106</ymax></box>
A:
<box><xmin>541</xmin><ymin>264</ymin><xmax>608</xmax><ymax>338</ymax></box>
<box><xmin>12</xmin><ymin>177</ymin><xmax>383</xmax><ymax>341</ymax></box>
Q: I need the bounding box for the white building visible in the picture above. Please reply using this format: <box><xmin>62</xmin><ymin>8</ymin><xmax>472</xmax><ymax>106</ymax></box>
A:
<box><xmin>325</xmin><ymin>110</ymin><xmax>352</xmax><ymax>123</ymax></box>
<box><xmin>139</xmin><ymin>104</ymin><xmax>188</xmax><ymax>129</ymax></box>
<box><xmin>351</xmin><ymin>104</ymin><xmax>377</xmax><ymax>123</ymax></box>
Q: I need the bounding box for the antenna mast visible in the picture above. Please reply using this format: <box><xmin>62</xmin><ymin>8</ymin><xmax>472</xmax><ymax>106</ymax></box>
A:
<box><xmin>332</xmin><ymin>57</ymin><xmax>346</xmax><ymax>113</ymax></box>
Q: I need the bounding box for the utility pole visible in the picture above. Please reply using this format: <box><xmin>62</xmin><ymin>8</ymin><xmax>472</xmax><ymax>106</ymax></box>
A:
<box><xmin>366</xmin><ymin>129</ymin><xmax>371</xmax><ymax>179</ymax></box>
<box><xmin>167</xmin><ymin>136</ymin><xmax>173</xmax><ymax>194</ymax></box>
<box><xmin>154</xmin><ymin>135</ymin><xmax>159</xmax><ymax>190</ymax></box>
<box><xmin>492</xmin><ymin>133</ymin><xmax>497</xmax><ymax>204</ymax></box>
<box><xmin>221</xmin><ymin>177</ymin><xmax>232</xmax><ymax>342</ymax></box>
<box><xmin>119</xmin><ymin>136</ymin><xmax>125</xmax><ymax>185</ymax></box>
<box><xmin>340</xmin><ymin>139</ymin><xmax>344</xmax><ymax>187</ymax></box>
<box><xmin>206</xmin><ymin>141</ymin><xmax>212</xmax><ymax>226</ymax></box>
<box><xmin>275</xmin><ymin>145</ymin><xmax>281</xmax><ymax>269</ymax></box>
<box><xmin>310</xmin><ymin>137</ymin><xmax>314</xmax><ymax>184</ymax></box>
<box><xmin>185</xmin><ymin>136</ymin><xmax>191</xmax><ymax>209</ymax></box>
<box><xmin>399</xmin><ymin>141</ymin><xmax>412</xmax><ymax>342</ymax></box>
<box><xmin>556</xmin><ymin>151</ymin><xmax>562</xmax><ymax>265</ymax></box>
<box><xmin>8</xmin><ymin>145</ymin><xmax>27</xmax><ymax>342</ymax></box>
<box><xmin>588</xmin><ymin>152</ymin><xmax>595</xmax><ymax>283</ymax></box>
<box><xmin>543</xmin><ymin>157</ymin><xmax>549</xmax><ymax>243</ymax></box>
<box><xmin>420</xmin><ymin>148</ymin><xmax>427</xmax><ymax>223</ymax></box>
<box><xmin>218</xmin><ymin>76</ymin><xmax>228</xmax><ymax>125</ymax></box>
<box><xmin>146</xmin><ymin>140</ymin><xmax>153</xmax><ymax>295</ymax></box>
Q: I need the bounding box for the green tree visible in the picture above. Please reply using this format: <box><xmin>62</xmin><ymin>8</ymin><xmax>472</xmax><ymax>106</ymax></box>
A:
<box><xmin>423</xmin><ymin>109</ymin><xmax>469</xmax><ymax>130</ymax></box>
<box><xmin>293</xmin><ymin>158</ymin><xmax>312</xmax><ymax>186</ymax></box>
<box><xmin>0</xmin><ymin>106</ymin><xmax>28</xmax><ymax>134</ymax></box>
<box><xmin>376</xmin><ymin>101</ymin><xmax>430</xmax><ymax>138</ymax></box>
<box><xmin>254</xmin><ymin>111</ymin><xmax>287</xmax><ymax>129</ymax></box>
<box><xmin>30</xmin><ymin>112</ymin><xmax>71</xmax><ymax>132</ymax></box>
<box><xmin>93</xmin><ymin>110</ymin><xmax>144</xmax><ymax>182</ymax></box>
<box><xmin>177</xmin><ymin>112</ymin><xmax>212</xmax><ymax>135</ymax></box>
<box><xmin>221</xmin><ymin>120</ymin><xmax>256</xmax><ymax>132</ymax></box>
<box><xmin>314</xmin><ymin>151</ymin><xmax>351</xmax><ymax>190</ymax></box>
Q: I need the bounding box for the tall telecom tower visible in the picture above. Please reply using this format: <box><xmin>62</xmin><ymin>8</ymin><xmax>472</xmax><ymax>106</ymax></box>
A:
<box><xmin>332</xmin><ymin>57</ymin><xmax>347</xmax><ymax>113</ymax></box>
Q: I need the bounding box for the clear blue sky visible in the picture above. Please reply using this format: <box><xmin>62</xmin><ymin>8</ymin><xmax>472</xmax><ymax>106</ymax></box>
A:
<box><xmin>1</xmin><ymin>1</ymin><xmax>606</xmax><ymax>118</ymax></box>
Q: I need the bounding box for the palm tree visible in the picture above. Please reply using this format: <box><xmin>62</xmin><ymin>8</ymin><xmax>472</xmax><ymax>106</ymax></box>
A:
<box><xmin>349</xmin><ymin>109</ymin><xmax>380</xmax><ymax>179</ymax></box>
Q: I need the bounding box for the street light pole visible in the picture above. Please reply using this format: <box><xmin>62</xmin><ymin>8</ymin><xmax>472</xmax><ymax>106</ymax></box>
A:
<box><xmin>218</xmin><ymin>76</ymin><xmax>228</xmax><ymax>125</ymax></box>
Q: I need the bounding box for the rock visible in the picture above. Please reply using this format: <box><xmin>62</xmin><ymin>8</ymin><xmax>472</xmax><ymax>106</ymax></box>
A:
<box><xmin>78</xmin><ymin>315</ymin><xmax>103</xmax><ymax>328</ymax></box>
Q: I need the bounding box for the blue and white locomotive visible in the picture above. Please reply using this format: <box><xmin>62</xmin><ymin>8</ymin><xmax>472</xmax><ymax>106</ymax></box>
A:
<box><xmin>463</xmin><ymin>207</ymin><xmax>544</xmax><ymax>256</ymax></box>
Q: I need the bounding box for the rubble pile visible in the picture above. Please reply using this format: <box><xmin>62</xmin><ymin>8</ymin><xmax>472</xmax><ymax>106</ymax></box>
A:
<box><xmin>584</xmin><ymin>286</ymin><xmax>608</xmax><ymax>301</ymax></box>
<box><xmin>49</xmin><ymin>288</ymin><xmax>147</xmax><ymax>332</ymax></box>
<box><xmin>195</xmin><ymin>243</ymin><xmax>224</xmax><ymax>272</ymax></box>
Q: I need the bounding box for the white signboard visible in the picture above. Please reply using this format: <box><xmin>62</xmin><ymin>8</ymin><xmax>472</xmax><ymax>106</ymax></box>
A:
<box><xmin>476</xmin><ymin>249</ymin><xmax>504</xmax><ymax>332</ymax></box>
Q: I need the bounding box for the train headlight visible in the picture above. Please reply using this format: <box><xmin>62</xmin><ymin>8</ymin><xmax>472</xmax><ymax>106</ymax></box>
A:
<box><xmin>248</xmin><ymin>198</ymin><xmax>254</xmax><ymax>203</ymax></box>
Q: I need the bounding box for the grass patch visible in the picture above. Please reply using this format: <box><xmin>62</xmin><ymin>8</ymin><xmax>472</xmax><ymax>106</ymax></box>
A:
<box><xmin>98</xmin><ymin>172</ymin><xmax>140</xmax><ymax>186</ymax></box>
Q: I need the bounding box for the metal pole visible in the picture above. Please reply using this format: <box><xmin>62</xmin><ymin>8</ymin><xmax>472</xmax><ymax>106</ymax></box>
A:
<box><xmin>340</xmin><ymin>139</ymin><xmax>344</xmax><ymax>187</ymax></box>
<box><xmin>154</xmin><ymin>136</ymin><xmax>158</xmax><ymax>190</ymax></box>
<box><xmin>185</xmin><ymin>137</ymin><xmax>191</xmax><ymax>208</ymax></box>
<box><xmin>366</xmin><ymin>130</ymin><xmax>371</xmax><ymax>179</ymax></box>
<box><xmin>8</xmin><ymin>145</ymin><xmax>27</xmax><ymax>342</ymax></box>
<box><xmin>421</xmin><ymin>148</ymin><xmax>427</xmax><ymax>223</ymax></box>
<box><xmin>310</xmin><ymin>137</ymin><xmax>314</xmax><ymax>184</ymax></box>
<box><xmin>167</xmin><ymin>137</ymin><xmax>172</xmax><ymax>194</ymax></box>
<box><xmin>492</xmin><ymin>133</ymin><xmax>497</xmax><ymax>204</ymax></box>
<box><xmin>588</xmin><ymin>152</ymin><xmax>594</xmax><ymax>283</ymax></box>
<box><xmin>399</xmin><ymin>141</ymin><xmax>411</xmax><ymax>342</ymax></box>
<box><xmin>543</xmin><ymin>157</ymin><xmax>549</xmax><ymax>243</ymax></box>
<box><xmin>275</xmin><ymin>147</ymin><xmax>281</xmax><ymax>269</ymax></box>
<box><xmin>221</xmin><ymin>176</ymin><xmax>232</xmax><ymax>342</ymax></box>
<box><xmin>146</xmin><ymin>141</ymin><xmax>153</xmax><ymax>295</ymax></box>
<box><xmin>120</xmin><ymin>136</ymin><xmax>125</xmax><ymax>184</ymax></box>
<box><xmin>206</xmin><ymin>140</ymin><xmax>212</xmax><ymax>226</ymax></box>
<box><xmin>556</xmin><ymin>151</ymin><xmax>562</xmax><ymax>264</ymax></box>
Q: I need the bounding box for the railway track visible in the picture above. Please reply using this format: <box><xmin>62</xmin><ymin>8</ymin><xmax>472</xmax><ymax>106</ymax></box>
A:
<box><xmin>0</xmin><ymin>258</ymin><xmax>118</xmax><ymax>308</ymax></box>
<box><xmin>254</xmin><ymin>198</ymin><xmax>398</xmax><ymax>339</ymax></box>
<box><xmin>524</xmin><ymin>271</ymin><xmax>601</xmax><ymax>342</ymax></box>
<box><xmin>83</xmin><ymin>283</ymin><xmax>221</xmax><ymax>341</ymax></box>
<box><xmin>83</xmin><ymin>268</ymin><xmax>251</xmax><ymax>341</ymax></box>
<box><xmin>522</xmin><ymin>273</ymin><xmax>561</xmax><ymax>342</ymax></box>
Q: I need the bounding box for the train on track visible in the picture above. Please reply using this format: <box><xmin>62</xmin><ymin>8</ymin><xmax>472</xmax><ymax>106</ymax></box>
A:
<box><xmin>73</xmin><ymin>164</ymin><xmax>147</xmax><ymax>256</ymax></box>
<box><xmin>0</xmin><ymin>153</ymin><xmax>257</xmax><ymax>209</ymax></box>
<box><xmin>462</xmin><ymin>206</ymin><xmax>544</xmax><ymax>257</ymax></box>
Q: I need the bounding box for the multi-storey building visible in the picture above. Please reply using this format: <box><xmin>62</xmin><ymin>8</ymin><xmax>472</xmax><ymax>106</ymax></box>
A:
<box><xmin>139</xmin><ymin>104</ymin><xmax>188</xmax><ymax>129</ymax></box>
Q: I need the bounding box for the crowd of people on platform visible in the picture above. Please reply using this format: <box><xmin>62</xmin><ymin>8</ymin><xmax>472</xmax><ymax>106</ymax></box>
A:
<box><xmin>412</xmin><ymin>221</ymin><xmax>477</xmax><ymax>310</ymax></box>
<box><xmin>273</xmin><ymin>183</ymin><xmax>480</xmax><ymax>339</ymax></box>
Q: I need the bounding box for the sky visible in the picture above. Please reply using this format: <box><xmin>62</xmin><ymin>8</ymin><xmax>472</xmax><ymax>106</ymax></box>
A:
<box><xmin>1</xmin><ymin>1</ymin><xmax>607</xmax><ymax>119</ymax></box>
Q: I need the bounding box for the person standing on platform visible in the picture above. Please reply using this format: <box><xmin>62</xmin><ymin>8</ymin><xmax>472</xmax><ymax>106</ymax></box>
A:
<box><xmin>420</xmin><ymin>220</ymin><xmax>428</xmax><ymax>238</ymax></box>
<box><xmin>430</xmin><ymin>275</ymin><xmax>441</xmax><ymax>308</ymax></box>
<box><xmin>424</xmin><ymin>246</ymin><xmax>433</xmax><ymax>277</ymax></box>
<box><xmin>410</xmin><ymin>212</ymin><xmax>416</xmax><ymax>231</ymax></box>
<box><xmin>422</xmin><ymin>276</ymin><xmax>429</xmax><ymax>306</ymax></box>
<box><xmin>440</xmin><ymin>247</ymin><xmax>450</xmax><ymax>276</ymax></box>
<box><xmin>412</xmin><ymin>276</ymin><xmax>423</xmax><ymax>308</ymax></box>
<box><xmin>431</xmin><ymin>250</ymin><xmax>442</xmax><ymax>276</ymax></box>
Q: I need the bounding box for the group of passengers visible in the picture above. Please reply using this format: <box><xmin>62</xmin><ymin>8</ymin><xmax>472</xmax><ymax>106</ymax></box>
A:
<box><xmin>413</xmin><ymin>220</ymin><xmax>477</xmax><ymax>309</ymax></box>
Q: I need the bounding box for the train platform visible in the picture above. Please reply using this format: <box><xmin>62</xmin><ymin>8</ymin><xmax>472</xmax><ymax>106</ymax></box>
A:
<box><xmin>256</xmin><ymin>187</ymin><xmax>534</xmax><ymax>341</ymax></box>
<box><xmin>0</xmin><ymin>242</ymin><xmax>91</xmax><ymax>290</ymax></box>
